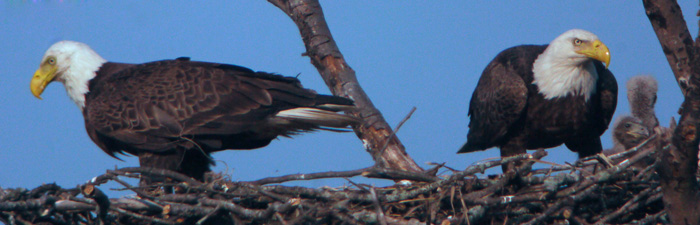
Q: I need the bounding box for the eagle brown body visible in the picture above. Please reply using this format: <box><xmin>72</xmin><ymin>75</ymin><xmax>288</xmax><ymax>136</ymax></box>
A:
<box><xmin>31</xmin><ymin>41</ymin><xmax>358</xmax><ymax>182</ymax></box>
<box><xmin>458</xmin><ymin>30</ymin><xmax>617</xmax><ymax>171</ymax></box>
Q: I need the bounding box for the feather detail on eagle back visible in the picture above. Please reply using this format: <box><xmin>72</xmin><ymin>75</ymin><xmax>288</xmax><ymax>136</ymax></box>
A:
<box><xmin>83</xmin><ymin>58</ymin><xmax>358</xmax><ymax>157</ymax></box>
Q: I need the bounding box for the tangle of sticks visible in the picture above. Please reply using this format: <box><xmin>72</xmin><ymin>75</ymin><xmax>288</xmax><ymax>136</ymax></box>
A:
<box><xmin>0</xmin><ymin>134</ymin><xmax>671</xmax><ymax>224</ymax></box>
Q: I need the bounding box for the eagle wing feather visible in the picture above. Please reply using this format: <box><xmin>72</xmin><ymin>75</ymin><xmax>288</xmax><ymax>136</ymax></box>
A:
<box><xmin>84</xmin><ymin>60</ymin><xmax>329</xmax><ymax>156</ymax></box>
<box><xmin>594</xmin><ymin>61</ymin><xmax>618</xmax><ymax>134</ymax></box>
<box><xmin>459</xmin><ymin>57</ymin><xmax>528</xmax><ymax>153</ymax></box>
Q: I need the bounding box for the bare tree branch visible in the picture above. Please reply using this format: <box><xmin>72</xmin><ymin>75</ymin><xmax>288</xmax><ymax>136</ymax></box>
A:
<box><xmin>250</xmin><ymin>165</ymin><xmax>438</xmax><ymax>186</ymax></box>
<box><xmin>643</xmin><ymin>0</ymin><xmax>700</xmax><ymax>224</ymax></box>
<box><xmin>267</xmin><ymin>0</ymin><xmax>423</xmax><ymax>172</ymax></box>
<box><xmin>643</xmin><ymin>0</ymin><xmax>696</xmax><ymax>92</ymax></box>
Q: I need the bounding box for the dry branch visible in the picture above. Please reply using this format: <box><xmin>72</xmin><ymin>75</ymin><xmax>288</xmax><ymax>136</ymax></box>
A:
<box><xmin>267</xmin><ymin>0</ymin><xmax>423</xmax><ymax>172</ymax></box>
<box><xmin>643</xmin><ymin>0</ymin><xmax>700</xmax><ymax>224</ymax></box>
<box><xmin>0</xmin><ymin>143</ymin><xmax>672</xmax><ymax>224</ymax></box>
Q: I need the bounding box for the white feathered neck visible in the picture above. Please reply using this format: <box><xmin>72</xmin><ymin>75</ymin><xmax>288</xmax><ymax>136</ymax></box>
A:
<box><xmin>532</xmin><ymin>29</ymin><xmax>599</xmax><ymax>101</ymax></box>
<box><xmin>43</xmin><ymin>41</ymin><xmax>107</xmax><ymax>110</ymax></box>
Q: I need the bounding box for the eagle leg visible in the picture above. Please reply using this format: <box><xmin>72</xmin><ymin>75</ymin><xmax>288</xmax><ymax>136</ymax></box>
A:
<box><xmin>138</xmin><ymin>148</ymin><xmax>213</xmax><ymax>192</ymax></box>
<box><xmin>499</xmin><ymin>136</ymin><xmax>528</xmax><ymax>173</ymax></box>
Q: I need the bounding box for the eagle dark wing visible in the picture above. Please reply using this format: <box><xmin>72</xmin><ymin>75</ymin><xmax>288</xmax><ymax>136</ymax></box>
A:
<box><xmin>83</xmin><ymin>59</ymin><xmax>353</xmax><ymax>158</ymax></box>
<box><xmin>458</xmin><ymin>48</ymin><xmax>529</xmax><ymax>153</ymax></box>
<box><xmin>593</xmin><ymin>61</ymin><xmax>618</xmax><ymax>134</ymax></box>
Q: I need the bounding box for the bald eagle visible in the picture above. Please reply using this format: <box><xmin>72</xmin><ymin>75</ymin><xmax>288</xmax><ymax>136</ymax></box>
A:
<box><xmin>30</xmin><ymin>41</ymin><xmax>359</xmax><ymax>182</ymax></box>
<box><xmin>458</xmin><ymin>29</ymin><xmax>618</xmax><ymax>171</ymax></box>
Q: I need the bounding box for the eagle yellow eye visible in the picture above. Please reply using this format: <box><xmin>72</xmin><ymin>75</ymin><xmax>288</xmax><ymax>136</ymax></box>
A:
<box><xmin>47</xmin><ymin>57</ymin><xmax>56</xmax><ymax>65</ymax></box>
<box><xmin>573</xmin><ymin>39</ymin><xmax>582</xmax><ymax>46</ymax></box>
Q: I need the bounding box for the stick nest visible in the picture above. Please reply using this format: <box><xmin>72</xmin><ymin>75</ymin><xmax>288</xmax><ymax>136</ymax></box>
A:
<box><xmin>0</xmin><ymin>136</ymin><xmax>669</xmax><ymax>224</ymax></box>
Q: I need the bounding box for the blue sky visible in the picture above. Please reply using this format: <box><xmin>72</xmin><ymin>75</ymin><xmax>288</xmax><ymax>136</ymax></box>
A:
<box><xmin>1</xmin><ymin>1</ymin><xmax>696</xmax><ymax>194</ymax></box>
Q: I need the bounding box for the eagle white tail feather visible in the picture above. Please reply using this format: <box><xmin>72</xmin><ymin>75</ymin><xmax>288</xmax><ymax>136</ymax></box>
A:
<box><xmin>275</xmin><ymin>107</ymin><xmax>358</xmax><ymax>128</ymax></box>
<box><xmin>316</xmin><ymin>103</ymin><xmax>356</xmax><ymax>111</ymax></box>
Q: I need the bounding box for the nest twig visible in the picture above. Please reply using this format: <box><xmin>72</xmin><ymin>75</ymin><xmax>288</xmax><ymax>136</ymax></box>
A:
<box><xmin>0</xmin><ymin>136</ymin><xmax>670</xmax><ymax>224</ymax></box>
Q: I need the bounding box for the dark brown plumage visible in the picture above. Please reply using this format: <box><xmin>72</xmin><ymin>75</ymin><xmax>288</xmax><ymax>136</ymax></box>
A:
<box><xmin>87</xmin><ymin>59</ymin><xmax>359</xmax><ymax>181</ymax></box>
<box><xmin>31</xmin><ymin>41</ymin><xmax>358</xmax><ymax>182</ymax></box>
<box><xmin>457</xmin><ymin>29</ymin><xmax>617</xmax><ymax>171</ymax></box>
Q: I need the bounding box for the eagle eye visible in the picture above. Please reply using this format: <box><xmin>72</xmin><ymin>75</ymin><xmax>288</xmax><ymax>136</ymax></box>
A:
<box><xmin>573</xmin><ymin>38</ymin><xmax>583</xmax><ymax>46</ymax></box>
<box><xmin>624</xmin><ymin>123</ymin><xmax>631</xmax><ymax>128</ymax></box>
<box><xmin>47</xmin><ymin>57</ymin><xmax>56</xmax><ymax>65</ymax></box>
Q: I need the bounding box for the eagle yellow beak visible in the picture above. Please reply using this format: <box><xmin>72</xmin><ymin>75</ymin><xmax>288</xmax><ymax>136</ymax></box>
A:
<box><xmin>576</xmin><ymin>40</ymin><xmax>611</xmax><ymax>69</ymax></box>
<box><xmin>30</xmin><ymin>64</ymin><xmax>58</xmax><ymax>99</ymax></box>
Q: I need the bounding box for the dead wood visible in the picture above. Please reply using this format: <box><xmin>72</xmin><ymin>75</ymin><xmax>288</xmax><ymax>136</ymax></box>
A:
<box><xmin>0</xmin><ymin>143</ymin><xmax>673</xmax><ymax>224</ymax></box>
<box><xmin>266</xmin><ymin>0</ymin><xmax>423</xmax><ymax>172</ymax></box>
<box><xmin>643</xmin><ymin>0</ymin><xmax>700</xmax><ymax>224</ymax></box>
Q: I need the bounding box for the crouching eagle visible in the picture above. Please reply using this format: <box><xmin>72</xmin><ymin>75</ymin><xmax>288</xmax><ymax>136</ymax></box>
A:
<box><xmin>30</xmin><ymin>41</ymin><xmax>358</xmax><ymax>182</ymax></box>
<box><xmin>458</xmin><ymin>29</ymin><xmax>617</xmax><ymax>171</ymax></box>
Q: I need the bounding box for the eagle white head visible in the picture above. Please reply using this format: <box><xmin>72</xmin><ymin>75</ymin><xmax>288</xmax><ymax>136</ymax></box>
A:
<box><xmin>30</xmin><ymin>41</ymin><xmax>107</xmax><ymax>109</ymax></box>
<box><xmin>532</xmin><ymin>29</ymin><xmax>611</xmax><ymax>100</ymax></box>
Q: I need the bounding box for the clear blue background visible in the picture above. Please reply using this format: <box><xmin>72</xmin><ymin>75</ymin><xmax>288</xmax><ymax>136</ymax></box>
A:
<box><xmin>1</xmin><ymin>1</ymin><xmax>695</xmax><ymax>195</ymax></box>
